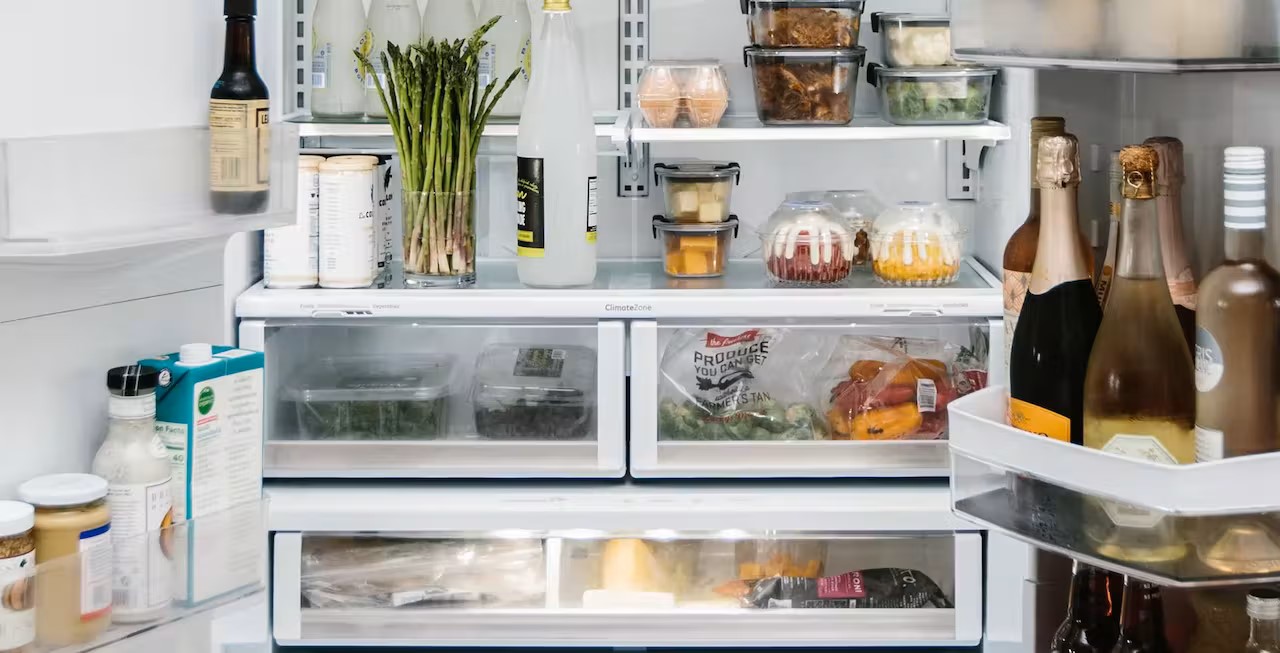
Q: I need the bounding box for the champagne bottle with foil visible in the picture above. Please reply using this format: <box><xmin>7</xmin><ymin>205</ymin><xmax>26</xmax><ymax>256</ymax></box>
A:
<box><xmin>1145</xmin><ymin>137</ymin><xmax>1198</xmax><ymax>353</ymax></box>
<box><xmin>210</xmin><ymin>0</ymin><xmax>270</xmax><ymax>214</ymax></box>
<box><xmin>1097</xmin><ymin>151</ymin><xmax>1123</xmax><ymax>306</ymax></box>
<box><xmin>1010</xmin><ymin>134</ymin><xmax>1102</xmax><ymax>445</ymax></box>
<box><xmin>1083</xmin><ymin>144</ymin><xmax>1195</xmax><ymax>563</ymax></box>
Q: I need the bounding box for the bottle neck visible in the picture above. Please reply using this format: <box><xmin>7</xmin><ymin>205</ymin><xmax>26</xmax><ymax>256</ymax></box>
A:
<box><xmin>223</xmin><ymin>16</ymin><xmax>257</xmax><ymax>72</ymax></box>
<box><xmin>1226</xmin><ymin>225</ymin><xmax>1268</xmax><ymax>263</ymax></box>
<box><xmin>1119</xmin><ymin>581</ymin><xmax>1164</xmax><ymax>642</ymax></box>
<box><xmin>1027</xmin><ymin>188</ymin><xmax>1042</xmax><ymax>222</ymax></box>
<box><xmin>1118</xmin><ymin>196</ymin><xmax>1166</xmax><ymax>280</ymax></box>
<box><xmin>1029</xmin><ymin>184</ymin><xmax>1089</xmax><ymax>293</ymax></box>
<box><xmin>108</xmin><ymin>394</ymin><xmax>157</xmax><ymax>429</ymax></box>
<box><xmin>1251</xmin><ymin>616</ymin><xmax>1280</xmax><ymax>649</ymax></box>
<box><xmin>1068</xmin><ymin>564</ymin><xmax>1116</xmax><ymax>624</ymax></box>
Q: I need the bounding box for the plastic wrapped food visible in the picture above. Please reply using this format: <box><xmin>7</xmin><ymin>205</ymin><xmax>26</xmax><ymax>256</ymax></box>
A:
<box><xmin>735</xmin><ymin>540</ymin><xmax>826</xmax><ymax>579</ymax></box>
<box><xmin>637</xmin><ymin>61</ymin><xmax>730</xmax><ymax>128</ymax></box>
<box><xmin>300</xmin><ymin>537</ymin><xmax>546</xmax><ymax>609</ymax></box>
<box><xmin>653</xmin><ymin>216</ymin><xmax>738</xmax><ymax>278</ymax></box>
<box><xmin>759</xmin><ymin>200</ymin><xmax>857</xmax><ymax>286</ymax></box>
<box><xmin>744</xmin><ymin>47</ymin><xmax>864</xmax><ymax>125</ymax></box>
<box><xmin>472</xmin><ymin>344</ymin><xmax>596</xmax><ymax>440</ymax></box>
<box><xmin>868</xmin><ymin>64</ymin><xmax>996</xmax><ymax>126</ymax></box>
<box><xmin>658</xmin><ymin>327</ymin><xmax>831</xmax><ymax>441</ymax></box>
<box><xmin>869</xmin><ymin>201</ymin><xmax>965</xmax><ymax>286</ymax></box>
<box><xmin>287</xmin><ymin>354</ymin><xmax>454</xmax><ymax>440</ymax></box>
<box><xmin>655</xmin><ymin>161</ymin><xmax>741</xmax><ymax>224</ymax></box>
<box><xmin>871</xmin><ymin>13</ymin><xmax>955</xmax><ymax>67</ymax></box>
<box><xmin>731</xmin><ymin>568</ymin><xmax>954</xmax><ymax>609</ymax></box>
<box><xmin>745</xmin><ymin>0</ymin><xmax>865</xmax><ymax>48</ymax></box>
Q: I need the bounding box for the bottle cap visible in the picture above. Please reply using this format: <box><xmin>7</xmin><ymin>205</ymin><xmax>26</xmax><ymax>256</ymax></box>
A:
<box><xmin>298</xmin><ymin>155</ymin><xmax>326</xmax><ymax>171</ymax></box>
<box><xmin>107</xmin><ymin>365</ymin><xmax>160</xmax><ymax>396</ymax></box>
<box><xmin>179</xmin><ymin>343</ymin><xmax>214</xmax><ymax>365</ymax></box>
<box><xmin>224</xmin><ymin>0</ymin><xmax>256</xmax><ymax>16</ymax></box>
<box><xmin>1144</xmin><ymin>136</ymin><xmax>1185</xmax><ymax>191</ymax></box>
<box><xmin>1035</xmin><ymin>134</ymin><xmax>1081</xmax><ymax>189</ymax></box>
<box><xmin>1248</xmin><ymin>589</ymin><xmax>1280</xmax><ymax>620</ymax></box>
<box><xmin>1029</xmin><ymin>117</ymin><xmax>1067</xmax><ymax>189</ymax></box>
<box><xmin>0</xmin><ymin>502</ymin><xmax>34</xmax><ymax>538</ymax></box>
<box><xmin>1119</xmin><ymin>145</ymin><xmax>1159</xmax><ymax>200</ymax></box>
<box><xmin>544</xmin><ymin>0</ymin><xmax>571</xmax><ymax>10</ymax></box>
<box><xmin>19</xmin><ymin>474</ymin><xmax>109</xmax><ymax>508</ymax></box>
<box><xmin>1225</xmin><ymin>146</ymin><xmax>1268</xmax><ymax>229</ymax></box>
<box><xmin>321</xmin><ymin>156</ymin><xmax>380</xmax><ymax>172</ymax></box>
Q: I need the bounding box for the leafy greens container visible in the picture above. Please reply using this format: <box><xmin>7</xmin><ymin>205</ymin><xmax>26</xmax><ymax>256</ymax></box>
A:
<box><xmin>472</xmin><ymin>345</ymin><xmax>597</xmax><ymax>440</ymax></box>
<box><xmin>867</xmin><ymin>64</ymin><xmax>996</xmax><ymax>125</ymax></box>
<box><xmin>288</xmin><ymin>354</ymin><xmax>455</xmax><ymax>440</ymax></box>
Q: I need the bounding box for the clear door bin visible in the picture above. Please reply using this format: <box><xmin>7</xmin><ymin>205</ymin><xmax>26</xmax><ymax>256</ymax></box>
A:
<box><xmin>472</xmin><ymin>344</ymin><xmax>596</xmax><ymax>440</ymax></box>
<box><xmin>287</xmin><ymin>355</ymin><xmax>455</xmax><ymax>441</ymax></box>
<box><xmin>950</xmin><ymin>387</ymin><xmax>1280</xmax><ymax>587</ymax></box>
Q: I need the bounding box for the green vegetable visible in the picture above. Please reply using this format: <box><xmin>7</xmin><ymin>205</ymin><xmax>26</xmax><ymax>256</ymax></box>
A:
<box><xmin>657</xmin><ymin>399</ymin><xmax>827</xmax><ymax>441</ymax></box>
<box><xmin>884</xmin><ymin>78</ymin><xmax>989</xmax><ymax>124</ymax></box>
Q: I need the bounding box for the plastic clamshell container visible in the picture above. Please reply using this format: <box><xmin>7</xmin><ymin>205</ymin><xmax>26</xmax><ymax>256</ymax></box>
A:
<box><xmin>637</xmin><ymin>61</ymin><xmax>731</xmax><ymax>128</ymax></box>
<box><xmin>654</xmin><ymin>161</ymin><xmax>742</xmax><ymax>224</ymax></box>
<box><xmin>867</xmin><ymin>64</ymin><xmax>996</xmax><ymax>126</ymax></box>
<box><xmin>472</xmin><ymin>344</ymin><xmax>597</xmax><ymax>441</ymax></box>
<box><xmin>786</xmin><ymin>189</ymin><xmax>882</xmax><ymax>266</ymax></box>
<box><xmin>744</xmin><ymin>47</ymin><xmax>865</xmax><ymax>126</ymax></box>
<box><xmin>653</xmin><ymin>216</ymin><xmax>739</xmax><ymax>278</ymax></box>
<box><xmin>759</xmin><ymin>200</ymin><xmax>857</xmax><ymax>286</ymax></box>
<box><xmin>869</xmin><ymin>201</ymin><xmax>964</xmax><ymax>287</ymax></box>
<box><xmin>288</xmin><ymin>354</ymin><xmax>454</xmax><ymax>440</ymax></box>
<box><xmin>871</xmin><ymin>13</ymin><xmax>955</xmax><ymax>67</ymax></box>
<box><xmin>742</xmin><ymin>0</ymin><xmax>866</xmax><ymax>49</ymax></box>
<box><xmin>735</xmin><ymin>540</ymin><xmax>830</xmax><ymax>579</ymax></box>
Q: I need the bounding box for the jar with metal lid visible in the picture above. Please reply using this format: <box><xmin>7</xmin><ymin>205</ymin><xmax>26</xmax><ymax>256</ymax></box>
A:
<box><xmin>18</xmin><ymin>474</ymin><xmax>111</xmax><ymax>646</ymax></box>
<box><xmin>0</xmin><ymin>501</ymin><xmax>35</xmax><ymax>653</ymax></box>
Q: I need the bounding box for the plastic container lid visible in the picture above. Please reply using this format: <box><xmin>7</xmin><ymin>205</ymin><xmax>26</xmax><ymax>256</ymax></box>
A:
<box><xmin>290</xmin><ymin>354</ymin><xmax>455</xmax><ymax>403</ymax></box>
<box><xmin>474</xmin><ymin>345</ymin><xmax>596</xmax><ymax>406</ymax></box>
<box><xmin>870</xmin><ymin>12</ymin><xmax>949</xmax><ymax>31</ymax></box>
<box><xmin>654</xmin><ymin>162</ymin><xmax>741</xmax><ymax>185</ymax></box>
<box><xmin>298</xmin><ymin>155</ymin><xmax>326</xmax><ymax>170</ymax></box>
<box><xmin>321</xmin><ymin>155</ymin><xmax>380</xmax><ymax>172</ymax></box>
<box><xmin>652</xmin><ymin>215</ymin><xmax>740</xmax><ymax>237</ymax></box>
<box><xmin>787</xmin><ymin>190</ymin><xmax>884</xmax><ymax>228</ymax></box>
<box><xmin>743</xmin><ymin>0</ymin><xmax>865</xmax><ymax>7</ymax></box>
<box><xmin>0</xmin><ymin>501</ymin><xmax>34</xmax><ymax>537</ymax></box>
<box><xmin>870</xmin><ymin>201</ymin><xmax>965</xmax><ymax>242</ymax></box>
<box><xmin>19</xmin><ymin>474</ymin><xmax>109</xmax><ymax>508</ymax></box>
<box><xmin>744</xmin><ymin>46</ymin><xmax>866</xmax><ymax>63</ymax></box>
<box><xmin>869</xmin><ymin>64</ymin><xmax>997</xmax><ymax>81</ymax></box>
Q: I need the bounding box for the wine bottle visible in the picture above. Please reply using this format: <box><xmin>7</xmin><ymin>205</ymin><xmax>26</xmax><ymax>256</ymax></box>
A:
<box><xmin>1097</xmin><ymin>151</ymin><xmax>1122</xmax><ymax>306</ymax></box>
<box><xmin>1052</xmin><ymin>562</ymin><xmax>1122</xmax><ymax>653</ymax></box>
<box><xmin>1110</xmin><ymin>578</ymin><xmax>1170</xmax><ymax>653</ymax></box>
<box><xmin>1083</xmin><ymin>144</ymin><xmax>1195</xmax><ymax>563</ymax></box>
<box><xmin>1010</xmin><ymin>134</ymin><xmax>1102</xmax><ymax>445</ymax></box>
<box><xmin>210</xmin><ymin>0</ymin><xmax>270</xmax><ymax>214</ymax></box>
<box><xmin>1144</xmin><ymin>137</ymin><xmax>1198</xmax><ymax>353</ymax></box>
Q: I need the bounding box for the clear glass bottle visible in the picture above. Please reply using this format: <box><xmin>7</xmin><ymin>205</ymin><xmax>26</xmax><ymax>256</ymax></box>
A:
<box><xmin>365</xmin><ymin>0</ymin><xmax>421</xmax><ymax>118</ymax></box>
<box><xmin>1246</xmin><ymin>589</ymin><xmax>1280</xmax><ymax>653</ymax></box>
<box><xmin>311</xmin><ymin>0</ymin><xmax>367</xmax><ymax>118</ymax></box>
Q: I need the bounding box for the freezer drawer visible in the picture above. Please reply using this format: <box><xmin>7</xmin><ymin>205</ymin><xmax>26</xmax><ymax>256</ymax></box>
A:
<box><xmin>239</xmin><ymin>319</ymin><xmax>626</xmax><ymax>478</ymax></box>
<box><xmin>268</xmin><ymin>483</ymin><xmax>982</xmax><ymax>648</ymax></box>
<box><xmin>631</xmin><ymin>318</ymin><xmax>997</xmax><ymax>478</ymax></box>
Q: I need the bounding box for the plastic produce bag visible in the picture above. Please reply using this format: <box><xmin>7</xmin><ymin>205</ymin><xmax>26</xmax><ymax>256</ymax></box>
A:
<box><xmin>730</xmin><ymin>568</ymin><xmax>954</xmax><ymax>609</ymax></box>
<box><xmin>658</xmin><ymin>327</ymin><xmax>833</xmax><ymax>441</ymax></box>
<box><xmin>300</xmin><ymin>537</ymin><xmax>545</xmax><ymax>609</ymax></box>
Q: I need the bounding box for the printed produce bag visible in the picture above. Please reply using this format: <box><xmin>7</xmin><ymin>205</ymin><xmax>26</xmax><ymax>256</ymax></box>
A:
<box><xmin>822</xmin><ymin>335</ymin><xmax>987</xmax><ymax>441</ymax></box>
<box><xmin>658</xmin><ymin>327</ymin><xmax>832</xmax><ymax>441</ymax></box>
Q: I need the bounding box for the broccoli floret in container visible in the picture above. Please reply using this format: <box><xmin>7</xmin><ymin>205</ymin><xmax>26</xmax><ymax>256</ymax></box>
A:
<box><xmin>873</xmin><ymin>65</ymin><xmax>996</xmax><ymax>125</ymax></box>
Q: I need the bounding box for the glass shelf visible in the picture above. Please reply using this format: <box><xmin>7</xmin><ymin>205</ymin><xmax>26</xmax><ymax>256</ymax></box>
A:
<box><xmin>631</xmin><ymin>116</ymin><xmax>1011</xmax><ymax>144</ymax></box>
<box><xmin>0</xmin><ymin>125</ymin><xmax>298</xmax><ymax>259</ymax></box>
<box><xmin>949</xmin><ymin>387</ymin><xmax>1280</xmax><ymax>588</ymax></box>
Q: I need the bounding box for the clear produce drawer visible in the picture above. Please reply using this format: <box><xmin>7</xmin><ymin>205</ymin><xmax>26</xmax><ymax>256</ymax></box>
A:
<box><xmin>950</xmin><ymin>387</ymin><xmax>1280</xmax><ymax>587</ymax></box>
<box><xmin>239</xmin><ymin>319</ymin><xmax>626</xmax><ymax>478</ymax></box>
<box><xmin>630</xmin><ymin>318</ymin><xmax>997</xmax><ymax>478</ymax></box>
<box><xmin>268</xmin><ymin>483</ymin><xmax>982</xmax><ymax>648</ymax></box>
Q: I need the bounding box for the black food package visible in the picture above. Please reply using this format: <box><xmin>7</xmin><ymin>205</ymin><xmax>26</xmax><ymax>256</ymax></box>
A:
<box><xmin>743</xmin><ymin>568</ymin><xmax>953</xmax><ymax>609</ymax></box>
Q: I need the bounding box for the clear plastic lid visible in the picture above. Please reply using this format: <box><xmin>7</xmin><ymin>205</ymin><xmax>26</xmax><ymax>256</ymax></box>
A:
<box><xmin>473</xmin><ymin>345</ymin><xmax>596</xmax><ymax>407</ymax></box>
<box><xmin>289</xmin><ymin>354</ymin><xmax>455</xmax><ymax>403</ymax></box>
<box><xmin>638</xmin><ymin>61</ymin><xmax>730</xmax><ymax>103</ymax></box>
<box><xmin>786</xmin><ymin>190</ymin><xmax>883</xmax><ymax>228</ymax></box>
<box><xmin>654</xmin><ymin>161</ymin><xmax>741</xmax><ymax>184</ymax></box>
<box><xmin>869</xmin><ymin>201</ymin><xmax>965</xmax><ymax>243</ymax></box>
<box><xmin>759</xmin><ymin>200</ymin><xmax>856</xmax><ymax>257</ymax></box>
<box><xmin>870</xmin><ymin>12</ymin><xmax>949</xmax><ymax>31</ymax></box>
<box><xmin>869</xmin><ymin>65</ymin><xmax>997</xmax><ymax>81</ymax></box>
<box><xmin>743</xmin><ymin>0</ymin><xmax>865</xmax><ymax>7</ymax></box>
<box><xmin>744</xmin><ymin>45</ymin><xmax>867</xmax><ymax>62</ymax></box>
<box><xmin>652</xmin><ymin>215</ymin><xmax>740</xmax><ymax>237</ymax></box>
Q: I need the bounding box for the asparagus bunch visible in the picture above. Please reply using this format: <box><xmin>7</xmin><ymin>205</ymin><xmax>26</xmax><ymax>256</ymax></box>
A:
<box><xmin>357</xmin><ymin>18</ymin><xmax>520</xmax><ymax>277</ymax></box>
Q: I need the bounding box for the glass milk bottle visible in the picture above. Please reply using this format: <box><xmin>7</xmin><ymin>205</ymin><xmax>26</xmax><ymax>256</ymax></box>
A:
<box><xmin>477</xmin><ymin>0</ymin><xmax>532</xmax><ymax>117</ymax></box>
<box><xmin>312</xmin><ymin>0</ymin><xmax>367</xmax><ymax>117</ymax></box>
<box><xmin>365</xmin><ymin>0</ymin><xmax>421</xmax><ymax>117</ymax></box>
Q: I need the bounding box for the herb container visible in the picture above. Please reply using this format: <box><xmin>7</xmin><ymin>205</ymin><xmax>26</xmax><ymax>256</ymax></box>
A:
<box><xmin>744</xmin><ymin>47</ymin><xmax>865</xmax><ymax>126</ymax></box>
<box><xmin>655</xmin><ymin>161</ymin><xmax>741</xmax><ymax>224</ymax></box>
<box><xmin>288</xmin><ymin>354</ymin><xmax>454</xmax><ymax>440</ymax></box>
<box><xmin>867</xmin><ymin>64</ymin><xmax>996</xmax><ymax>126</ymax></box>
<box><xmin>472</xmin><ymin>345</ymin><xmax>597</xmax><ymax>440</ymax></box>
<box><xmin>653</xmin><ymin>216</ymin><xmax>739</xmax><ymax>278</ymax></box>
<box><xmin>742</xmin><ymin>0</ymin><xmax>865</xmax><ymax>48</ymax></box>
<box><xmin>870</xmin><ymin>13</ymin><xmax>955</xmax><ymax>67</ymax></box>
<box><xmin>0</xmin><ymin>502</ymin><xmax>34</xmax><ymax>653</ymax></box>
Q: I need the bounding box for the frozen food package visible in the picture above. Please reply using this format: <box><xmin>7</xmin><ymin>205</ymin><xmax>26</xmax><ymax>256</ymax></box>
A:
<box><xmin>658</xmin><ymin>327</ymin><xmax>834</xmax><ymax>441</ymax></box>
<box><xmin>821</xmin><ymin>335</ymin><xmax>988</xmax><ymax>441</ymax></box>
<box><xmin>300</xmin><ymin>537</ymin><xmax>546</xmax><ymax>609</ymax></box>
<box><xmin>735</xmin><ymin>540</ymin><xmax>827</xmax><ymax>579</ymax></box>
<box><xmin>738</xmin><ymin>568</ymin><xmax>954</xmax><ymax>609</ymax></box>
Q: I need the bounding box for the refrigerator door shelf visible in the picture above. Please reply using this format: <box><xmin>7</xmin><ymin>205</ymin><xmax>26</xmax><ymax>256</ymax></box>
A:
<box><xmin>950</xmin><ymin>387</ymin><xmax>1280</xmax><ymax>587</ymax></box>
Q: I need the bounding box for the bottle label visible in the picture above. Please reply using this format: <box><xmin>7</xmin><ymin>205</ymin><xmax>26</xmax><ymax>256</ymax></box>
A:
<box><xmin>1100</xmin><ymin>435</ymin><xmax>1176</xmax><ymax>528</ymax></box>
<box><xmin>586</xmin><ymin>176</ymin><xmax>599</xmax><ymax>244</ymax></box>
<box><xmin>1195</xmin><ymin>425</ymin><xmax>1225</xmax><ymax>462</ymax></box>
<box><xmin>355</xmin><ymin>30</ymin><xmax>374</xmax><ymax>87</ymax></box>
<box><xmin>1195</xmin><ymin>327</ymin><xmax>1225</xmax><ymax>392</ymax></box>
<box><xmin>312</xmin><ymin>42</ymin><xmax>330</xmax><ymax>89</ymax></box>
<box><xmin>516</xmin><ymin>157</ymin><xmax>545</xmax><ymax>258</ymax></box>
<box><xmin>0</xmin><ymin>550</ymin><xmax>34</xmax><ymax>649</ymax></box>
<box><xmin>1002</xmin><ymin>269</ymin><xmax>1030</xmax><ymax>371</ymax></box>
<box><xmin>209</xmin><ymin>99</ymin><xmax>270</xmax><ymax>193</ymax></box>
<box><xmin>107</xmin><ymin>480</ymin><xmax>173</xmax><ymax>615</ymax></box>
<box><xmin>520</xmin><ymin>38</ymin><xmax>532</xmax><ymax>81</ymax></box>
<box><xmin>79</xmin><ymin>523</ymin><xmax>113</xmax><ymax>621</ymax></box>
<box><xmin>478</xmin><ymin>43</ymin><xmax>497</xmax><ymax>88</ymax></box>
<box><xmin>917</xmin><ymin>379</ymin><xmax>937</xmax><ymax>413</ymax></box>
<box><xmin>319</xmin><ymin>168</ymin><xmax>377</xmax><ymax>287</ymax></box>
<box><xmin>1008</xmin><ymin>398</ymin><xmax>1071</xmax><ymax>442</ymax></box>
<box><xmin>364</xmin><ymin>55</ymin><xmax>387</xmax><ymax>90</ymax></box>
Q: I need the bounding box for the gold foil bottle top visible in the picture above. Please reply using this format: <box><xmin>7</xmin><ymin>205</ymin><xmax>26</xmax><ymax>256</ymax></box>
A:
<box><xmin>1120</xmin><ymin>144</ymin><xmax>1159</xmax><ymax>200</ymax></box>
<box><xmin>1144</xmin><ymin>136</ymin><xmax>1185</xmax><ymax>192</ymax></box>
<box><xmin>544</xmin><ymin>0</ymin><xmax>571</xmax><ymax>9</ymax></box>
<box><xmin>1035</xmin><ymin>134</ymin><xmax>1081</xmax><ymax>189</ymax></box>
<box><xmin>1029</xmin><ymin>117</ymin><xmax>1067</xmax><ymax>189</ymax></box>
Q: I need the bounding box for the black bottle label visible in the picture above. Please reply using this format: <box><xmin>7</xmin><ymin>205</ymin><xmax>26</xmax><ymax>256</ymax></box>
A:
<box><xmin>517</xmin><ymin>157</ymin><xmax>545</xmax><ymax>258</ymax></box>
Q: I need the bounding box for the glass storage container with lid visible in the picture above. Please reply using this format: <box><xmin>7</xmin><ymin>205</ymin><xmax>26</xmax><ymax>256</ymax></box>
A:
<box><xmin>758</xmin><ymin>200</ymin><xmax>857</xmax><ymax>286</ymax></box>
<box><xmin>653</xmin><ymin>216</ymin><xmax>739</xmax><ymax>278</ymax></box>
<box><xmin>867</xmin><ymin>64</ymin><xmax>997</xmax><ymax>125</ymax></box>
<box><xmin>287</xmin><ymin>354</ymin><xmax>455</xmax><ymax>440</ymax></box>
<box><xmin>655</xmin><ymin>161</ymin><xmax>741</xmax><ymax>224</ymax></box>
<box><xmin>744</xmin><ymin>47</ymin><xmax>865</xmax><ymax>125</ymax></box>
<box><xmin>870</xmin><ymin>13</ymin><xmax>955</xmax><ymax>67</ymax></box>
<box><xmin>472</xmin><ymin>344</ymin><xmax>597</xmax><ymax>440</ymax></box>
<box><xmin>637</xmin><ymin>61</ymin><xmax>730</xmax><ymax>128</ymax></box>
<box><xmin>741</xmin><ymin>0</ymin><xmax>866</xmax><ymax>48</ymax></box>
<box><xmin>869</xmin><ymin>201</ymin><xmax>965</xmax><ymax>287</ymax></box>
<box><xmin>786</xmin><ymin>189</ymin><xmax>882</xmax><ymax>265</ymax></box>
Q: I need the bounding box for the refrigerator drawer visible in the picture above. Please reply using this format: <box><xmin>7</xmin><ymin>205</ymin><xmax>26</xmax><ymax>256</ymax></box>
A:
<box><xmin>631</xmin><ymin>318</ymin><xmax>997</xmax><ymax>478</ymax></box>
<box><xmin>269</xmin><ymin>483</ymin><xmax>981</xmax><ymax>648</ymax></box>
<box><xmin>240</xmin><ymin>319</ymin><xmax>626</xmax><ymax>478</ymax></box>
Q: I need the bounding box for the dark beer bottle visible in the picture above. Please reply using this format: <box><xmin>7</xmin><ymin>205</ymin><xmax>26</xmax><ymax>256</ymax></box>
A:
<box><xmin>1052</xmin><ymin>562</ymin><xmax>1122</xmax><ymax>653</ymax></box>
<box><xmin>1111</xmin><ymin>577</ymin><xmax>1170</xmax><ymax>653</ymax></box>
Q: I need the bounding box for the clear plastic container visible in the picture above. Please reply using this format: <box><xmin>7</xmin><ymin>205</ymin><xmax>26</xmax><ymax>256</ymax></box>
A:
<box><xmin>870</xmin><ymin>13</ymin><xmax>955</xmax><ymax>67</ymax></box>
<box><xmin>786</xmin><ymin>189</ymin><xmax>882</xmax><ymax>265</ymax></box>
<box><xmin>742</xmin><ymin>0</ymin><xmax>866</xmax><ymax>48</ymax></box>
<box><xmin>655</xmin><ymin>161</ymin><xmax>741</xmax><ymax>224</ymax></box>
<box><xmin>637</xmin><ymin>61</ymin><xmax>731</xmax><ymax>128</ymax></box>
<box><xmin>472</xmin><ymin>344</ymin><xmax>596</xmax><ymax>440</ymax></box>
<box><xmin>744</xmin><ymin>47</ymin><xmax>865</xmax><ymax>125</ymax></box>
<box><xmin>869</xmin><ymin>201</ymin><xmax>965</xmax><ymax>287</ymax></box>
<box><xmin>867</xmin><ymin>64</ymin><xmax>997</xmax><ymax>125</ymax></box>
<box><xmin>734</xmin><ymin>540</ymin><xmax>828</xmax><ymax>579</ymax></box>
<box><xmin>758</xmin><ymin>200</ymin><xmax>857</xmax><ymax>286</ymax></box>
<box><xmin>653</xmin><ymin>216</ymin><xmax>739</xmax><ymax>278</ymax></box>
<box><xmin>287</xmin><ymin>354</ymin><xmax>454</xmax><ymax>440</ymax></box>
